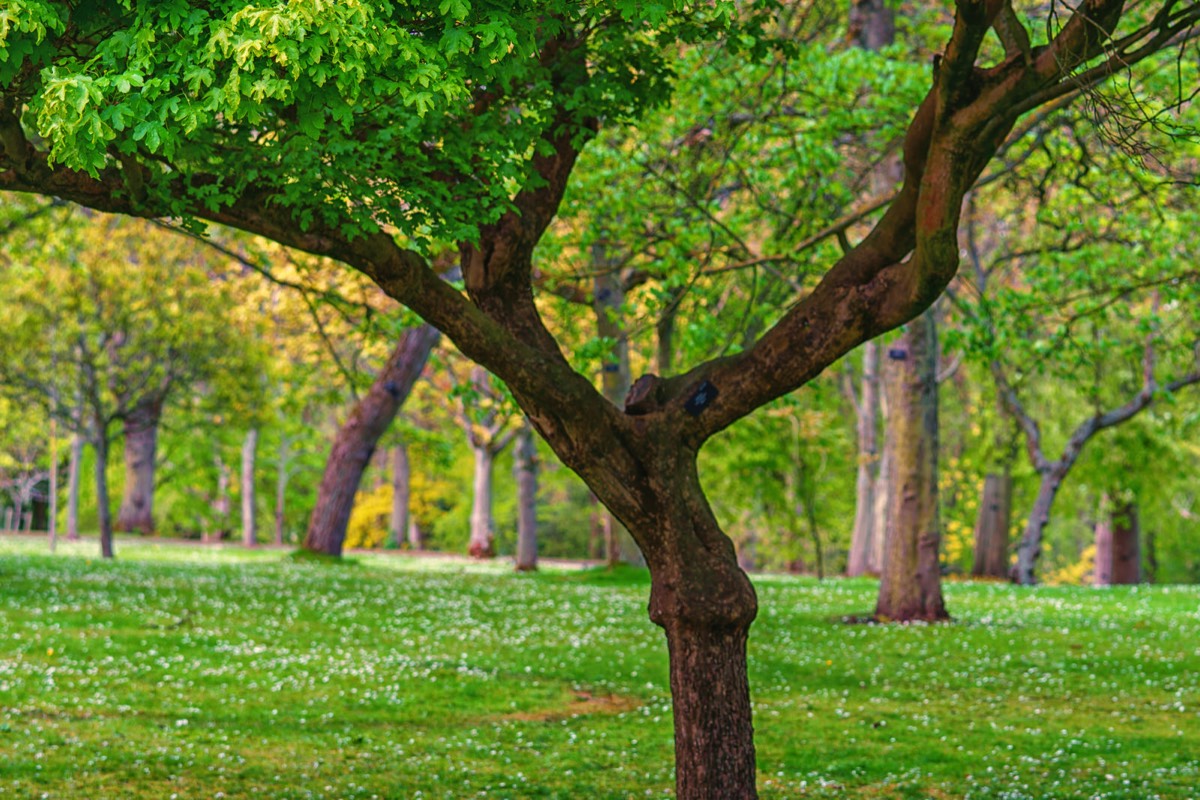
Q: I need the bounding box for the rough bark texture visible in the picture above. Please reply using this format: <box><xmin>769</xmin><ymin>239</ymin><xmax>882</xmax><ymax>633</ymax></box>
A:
<box><xmin>304</xmin><ymin>325</ymin><xmax>439</xmax><ymax>557</ymax></box>
<box><xmin>971</xmin><ymin>471</ymin><xmax>1012</xmax><ymax>578</ymax></box>
<box><xmin>1012</xmin><ymin>465</ymin><xmax>1066</xmax><ymax>584</ymax></box>
<box><xmin>390</xmin><ymin>441</ymin><xmax>411</xmax><ymax>549</ymax></box>
<box><xmin>847</xmin><ymin>341</ymin><xmax>882</xmax><ymax>576</ymax></box>
<box><xmin>1095</xmin><ymin>500</ymin><xmax>1140</xmax><ymax>585</ymax></box>
<box><xmin>513</xmin><ymin>421</ymin><xmax>539</xmax><ymax>571</ymax></box>
<box><xmin>116</xmin><ymin>396</ymin><xmax>162</xmax><ymax>534</ymax></box>
<box><xmin>468</xmin><ymin>444</ymin><xmax>496</xmax><ymax>558</ymax></box>
<box><xmin>241</xmin><ymin>428</ymin><xmax>258</xmax><ymax>547</ymax></box>
<box><xmin>875</xmin><ymin>312</ymin><xmax>947</xmax><ymax>621</ymax></box>
<box><xmin>95</xmin><ymin>436</ymin><xmax>114</xmax><ymax>559</ymax></box>
<box><xmin>66</xmin><ymin>434</ymin><xmax>83</xmax><ymax>541</ymax></box>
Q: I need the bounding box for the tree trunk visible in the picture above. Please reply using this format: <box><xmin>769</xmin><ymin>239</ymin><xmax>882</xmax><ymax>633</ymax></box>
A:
<box><xmin>116</xmin><ymin>396</ymin><xmax>162</xmax><ymax>534</ymax></box>
<box><xmin>48</xmin><ymin>416</ymin><xmax>58</xmax><ymax>551</ymax></box>
<box><xmin>847</xmin><ymin>341</ymin><xmax>881</xmax><ymax>576</ymax></box>
<box><xmin>274</xmin><ymin>435</ymin><xmax>290</xmax><ymax>546</ymax></box>
<box><xmin>66</xmin><ymin>433</ymin><xmax>83</xmax><ymax>541</ymax></box>
<box><xmin>468</xmin><ymin>444</ymin><xmax>496</xmax><ymax>558</ymax></box>
<box><xmin>1096</xmin><ymin>499</ymin><xmax>1140</xmax><ymax>585</ymax></box>
<box><xmin>207</xmin><ymin>454</ymin><xmax>231</xmax><ymax>543</ymax></box>
<box><xmin>407</xmin><ymin>518</ymin><xmax>424</xmax><ymax>550</ymax></box>
<box><xmin>971</xmin><ymin>471</ymin><xmax>1012</xmax><ymax>578</ymax></box>
<box><xmin>513</xmin><ymin>421</ymin><xmax>539</xmax><ymax>571</ymax></box>
<box><xmin>390</xmin><ymin>441</ymin><xmax>411</xmax><ymax>549</ymax></box>
<box><xmin>868</xmin><ymin>435</ymin><xmax>891</xmax><ymax>573</ymax></box>
<box><xmin>94</xmin><ymin>436</ymin><xmax>114</xmax><ymax>559</ymax></box>
<box><xmin>875</xmin><ymin>312</ymin><xmax>947</xmax><ymax>621</ymax></box>
<box><xmin>241</xmin><ymin>428</ymin><xmax>258</xmax><ymax>547</ymax></box>
<box><xmin>1012</xmin><ymin>465</ymin><xmax>1066</xmax><ymax>584</ymax></box>
<box><xmin>304</xmin><ymin>325</ymin><xmax>440</xmax><ymax>557</ymax></box>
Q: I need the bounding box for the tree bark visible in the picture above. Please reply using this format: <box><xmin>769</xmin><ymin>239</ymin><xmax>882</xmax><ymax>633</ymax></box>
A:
<box><xmin>241</xmin><ymin>428</ymin><xmax>258</xmax><ymax>547</ymax></box>
<box><xmin>869</xmin><ymin>432</ymin><xmax>891</xmax><ymax>573</ymax></box>
<box><xmin>66</xmin><ymin>433</ymin><xmax>83</xmax><ymax>541</ymax></box>
<box><xmin>875</xmin><ymin>312</ymin><xmax>947</xmax><ymax>621</ymax></box>
<box><xmin>971</xmin><ymin>471</ymin><xmax>1012</xmax><ymax>578</ymax></box>
<box><xmin>94</xmin><ymin>436</ymin><xmax>114</xmax><ymax>559</ymax></box>
<box><xmin>207</xmin><ymin>454</ymin><xmax>231</xmax><ymax>543</ymax></box>
<box><xmin>390</xmin><ymin>441</ymin><xmax>411</xmax><ymax>549</ymax></box>
<box><xmin>468</xmin><ymin>444</ymin><xmax>496</xmax><ymax>558</ymax></box>
<box><xmin>304</xmin><ymin>325</ymin><xmax>440</xmax><ymax>557</ymax></box>
<box><xmin>847</xmin><ymin>341</ymin><xmax>882</xmax><ymax>576</ymax></box>
<box><xmin>513</xmin><ymin>421</ymin><xmax>539</xmax><ymax>571</ymax></box>
<box><xmin>274</xmin><ymin>435</ymin><xmax>290</xmax><ymax>546</ymax></box>
<box><xmin>1012</xmin><ymin>464</ymin><xmax>1066</xmax><ymax>584</ymax></box>
<box><xmin>116</xmin><ymin>396</ymin><xmax>163</xmax><ymax>534</ymax></box>
<box><xmin>1095</xmin><ymin>499</ymin><xmax>1140</xmax><ymax>585</ymax></box>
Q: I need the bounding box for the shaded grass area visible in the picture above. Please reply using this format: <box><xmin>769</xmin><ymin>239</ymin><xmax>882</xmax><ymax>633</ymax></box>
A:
<box><xmin>1</xmin><ymin>536</ymin><xmax>1198</xmax><ymax>798</ymax></box>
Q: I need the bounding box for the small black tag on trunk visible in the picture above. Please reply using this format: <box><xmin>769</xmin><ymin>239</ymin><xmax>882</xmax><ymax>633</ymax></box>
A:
<box><xmin>685</xmin><ymin>381</ymin><xmax>718</xmax><ymax>416</ymax></box>
<box><xmin>887</xmin><ymin>348</ymin><xmax>908</xmax><ymax>361</ymax></box>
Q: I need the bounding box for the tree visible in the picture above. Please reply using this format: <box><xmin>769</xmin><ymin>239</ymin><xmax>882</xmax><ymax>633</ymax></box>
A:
<box><xmin>5</xmin><ymin>1</ymin><xmax>1198</xmax><ymax>794</ymax></box>
<box><xmin>0</xmin><ymin>209</ymin><xmax>251</xmax><ymax>557</ymax></box>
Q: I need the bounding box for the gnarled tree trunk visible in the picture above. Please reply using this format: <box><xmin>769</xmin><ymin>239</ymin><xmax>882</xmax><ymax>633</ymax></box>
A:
<box><xmin>971</xmin><ymin>471</ymin><xmax>1012</xmax><ymax>578</ymax></box>
<box><xmin>304</xmin><ymin>325</ymin><xmax>439</xmax><ymax>557</ymax></box>
<box><xmin>875</xmin><ymin>312</ymin><xmax>947</xmax><ymax>622</ymax></box>
<box><xmin>513</xmin><ymin>420</ymin><xmax>539</xmax><ymax>571</ymax></box>
<box><xmin>1012</xmin><ymin>464</ymin><xmax>1067</xmax><ymax>584</ymax></box>
<box><xmin>116</xmin><ymin>395</ymin><xmax>163</xmax><ymax>534</ymax></box>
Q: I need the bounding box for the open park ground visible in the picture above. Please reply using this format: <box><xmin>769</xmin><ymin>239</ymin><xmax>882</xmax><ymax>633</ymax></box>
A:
<box><xmin>1</xmin><ymin>536</ymin><xmax>1198</xmax><ymax>799</ymax></box>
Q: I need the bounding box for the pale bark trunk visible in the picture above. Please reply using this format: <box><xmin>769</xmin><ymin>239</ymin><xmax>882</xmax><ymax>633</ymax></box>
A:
<box><xmin>875</xmin><ymin>312</ymin><xmax>947</xmax><ymax>621</ymax></box>
<box><xmin>95</xmin><ymin>436</ymin><xmax>114</xmax><ymax>559</ymax></box>
<box><xmin>66</xmin><ymin>434</ymin><xmax>83</xmax><ymax>541</ymax></box>
<box><xmin>468</xmin><ymin>444</ymin><xmax>495</xmax><ymax>558</ymax></box>
<box><xmin>869</xmin><ymin>440</ymin><xmax>891</xmax><ymax>573</ymax></box>
<box><xmin>241</xmin><ymin>428</ymin><xmax>258</xmax><ymax>547</ymax></box>
<box><xmin>304</xmin><ymin>325</ymin><xmax>439</xmax><ymax>557</ymax></box>
<box><xmin>971</xmin><ymin>471</ymin><xmax>1012</xmax><ymax>578</ymax></box>
<box><xmin>513</xmin><ymin>422</ymin><xmax>538</xmax><ymax>571</ymax></box>
<box><xmin>390</xmin><ymin>441</ymin><xmax>411</xmax><ymax>549</ymax></box>
<box><xmin>847</xmin><ymin>341</ymin><xmax>881</xmax><ymax>576</ymax></box>
<box><xmin>274</xmin><ymin>436</ymin><xmax>290</xmax><ymax>546</ymax></box>
<box><xmin>116</xmin><ymin>396</ymin><xmax>162</xmax><ymax>534</ymax></box>
<box><xmin>407</xmin><ymin>518</ymin><xmax>423</xmax><ymax>550</ymax></box>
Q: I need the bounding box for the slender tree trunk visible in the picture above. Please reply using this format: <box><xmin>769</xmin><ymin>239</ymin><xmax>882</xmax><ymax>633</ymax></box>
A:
<box><xmin>241</xmin><ymin>428</ymin><xmax>258</xmax><ymax>547</ymax></box>
<box><xmin>513</xmin><ymin>421</ymin><xmax>539</xmax><ymax>571</ymax></box>
<box><xmin>94</xmin><ymin>436</ymin><xmax>114</xmax><ymax>559</ymax></box>
<box><xmin>588</xmin><ymin>493</ymin><xmax>603</xmax><ymax>560</ymax></box>
<box><xmin>116</xmin><ymin>396</ymin><xmax>163</xmax><ymax>534</ymax></box>
<box><xmin>468</xmin><ymin>444</ymin><xmax>496</xmax><ymax>558</ymax></box>
<box><xmin>971</xmin><ymin>471</ymin><xmax>1012</xmax><ymax>578</ymax></box>
<box><xmin>390</xmin><ymin>441</ymin><xmax>411</xmax><ymax>549</ymax></box>
<box><xmin>1145</xmin><ymin>520</ymin><xmax>1158</xmax><ymax>584</ymax></box>
<box><xmin>868</xmin><ymin>439</ymin><xmax>891</xmax><ymax>573</ymax></box>
<box><xmin>66</xmin><ymin>434</ymin><xmax>83</xmax><ymax>540</ymax></box>
<box><xmin>407</xmin><ymin>518</ymin><xmax>424</xmax><ymax>550</ymax></box>
<box><xmin>274</xmin><ymin>436</ymin><xmax>290</xmax><ymax>546</ymax></box>
<box><xmin>48</xmin><ymin>417</ymin><xmax>58</xmax><ymax>550</ymax></box>
<box><xmin>847</xmin><ymin>341</ymin><xmax>881</xmax><ymax>576</ymax></box>
<box><xmin>205</xmin><ymin>454</ymin><xmax>232</xmax><ymax>543</ymax></box>
<box><xmin>1012</xmin><ymin>465</ymin><xmax>1067</xmax><ymax>584</ymax></box>
<box><xmin>875</xmin><ymin>312</ymin><xmax>947</xmax><ymax>621</ymax></box>
<box><xmin>304</xmin><ymin>325</ymin><xmax>440</xmax><ymax>557</ymax></box>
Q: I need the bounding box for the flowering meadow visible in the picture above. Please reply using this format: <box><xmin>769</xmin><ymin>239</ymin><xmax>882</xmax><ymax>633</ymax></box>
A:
<box><xmin>1</xmin><ymin>536</ymin><xmax>1198</xmax><ymax>799</ymax></box>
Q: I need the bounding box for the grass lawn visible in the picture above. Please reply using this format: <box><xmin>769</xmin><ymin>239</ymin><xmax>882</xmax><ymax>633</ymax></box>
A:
<box><xmin>1</xmin><ymin>535</ymin><xmax>1198</xmax><ymax>799</ymax></box>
